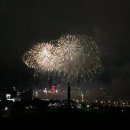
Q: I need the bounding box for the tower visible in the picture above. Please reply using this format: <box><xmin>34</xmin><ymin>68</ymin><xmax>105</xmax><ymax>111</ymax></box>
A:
<box><xmin>67</xmin><ymin>82</ymin><xmax>71</xmax><ymax>108</ymax></box>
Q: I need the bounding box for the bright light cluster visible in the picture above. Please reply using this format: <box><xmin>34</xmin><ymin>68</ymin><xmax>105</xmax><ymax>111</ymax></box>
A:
<box><xmin>22</xmin><ymin>34</ymin><xmax>102</xmax><ymax>83</ymax></box>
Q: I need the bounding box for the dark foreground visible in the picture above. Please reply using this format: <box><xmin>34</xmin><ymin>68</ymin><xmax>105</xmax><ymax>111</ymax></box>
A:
<box><xmin>1</xmin><ymin>99</ymin><xmax>130</xmax><ymax>120</ymax></box>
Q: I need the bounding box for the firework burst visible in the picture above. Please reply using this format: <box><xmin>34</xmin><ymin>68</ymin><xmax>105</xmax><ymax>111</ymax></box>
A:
<box><xmin>22</xmin><ymin>34</ymin><xmax>102</xmax><ymax>84</ymax></box>
<box><xmin>22</xmin><ymin>42</ymin><xmax>62</xmax><ymax>72</ymax></box>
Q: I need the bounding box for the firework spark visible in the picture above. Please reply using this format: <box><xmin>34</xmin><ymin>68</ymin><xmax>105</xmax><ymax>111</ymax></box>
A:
<box><xmin>22</xmin><ymin>34</ymin><xmax>102</xmax><ymax>84</ymax></box>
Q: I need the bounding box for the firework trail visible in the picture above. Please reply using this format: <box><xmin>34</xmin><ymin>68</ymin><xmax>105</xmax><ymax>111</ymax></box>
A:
<box><xmin>22</xmin><ymin>34</ymin><xmax>102</xmax><ymax>84</ymax></box>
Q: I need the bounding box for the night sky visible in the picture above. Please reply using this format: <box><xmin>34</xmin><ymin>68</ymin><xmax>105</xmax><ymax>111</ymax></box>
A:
<box><xmin>0</xmin><ymin>0</ymin><xmax>130</xmax><ymax>99</ymax></box>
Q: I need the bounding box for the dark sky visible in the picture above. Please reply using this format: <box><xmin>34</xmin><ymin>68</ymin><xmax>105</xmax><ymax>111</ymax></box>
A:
<box><xmin>0</xmin><ymin>0</ymin><xmax>130</xmax><ymax>98</ymax></box>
